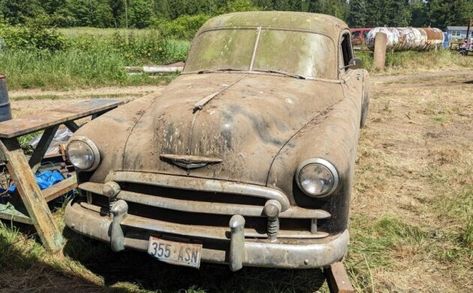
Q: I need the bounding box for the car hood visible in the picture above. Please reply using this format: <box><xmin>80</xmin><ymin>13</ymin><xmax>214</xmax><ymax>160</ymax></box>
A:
<box><xmin>110</xmin><ymin>73</ymin><xmax>343</xmax><ymax>186</ymax></box>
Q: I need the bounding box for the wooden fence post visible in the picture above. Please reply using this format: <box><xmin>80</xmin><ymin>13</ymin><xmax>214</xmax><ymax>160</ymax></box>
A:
<box><xmin>374</xmin><ymin>32</ymin><xmax>387</xmax><ymax>71</ymax></box>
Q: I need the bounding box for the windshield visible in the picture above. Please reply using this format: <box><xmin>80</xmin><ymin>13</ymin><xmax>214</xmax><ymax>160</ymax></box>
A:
<box><xmin>184</xmin><ymin>28</ymin><xmax>337</xmax><ymax>79</ymax></box>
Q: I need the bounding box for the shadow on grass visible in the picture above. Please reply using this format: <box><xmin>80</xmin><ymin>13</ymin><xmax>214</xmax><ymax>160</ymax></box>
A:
<box><xmin>62</xmin><ymin>228</ymin><xmax>326</xmax><ymax>293</ymax></box>
<box><xmin>0</xmin><ymin>221</ymin><xmax>104</xmax><ymax>293</ymax></box>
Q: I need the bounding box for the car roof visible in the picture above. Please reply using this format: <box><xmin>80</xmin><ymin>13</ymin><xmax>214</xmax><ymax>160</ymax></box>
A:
<box><xmin>199</xmin><ymin>11</ymin><xmax>349</xmax><ymax>40</ymax></box>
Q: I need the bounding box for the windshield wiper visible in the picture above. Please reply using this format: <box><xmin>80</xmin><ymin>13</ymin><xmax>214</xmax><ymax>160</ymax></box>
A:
<box><xmin>197</xmin><ymin>68</ymin><xmax>307</xmax><ymax>80</ymax></box>
<box><xmin>252</xmin><ymin>69</ymin><xmax>306</xmax><ymax>80</ymax></box>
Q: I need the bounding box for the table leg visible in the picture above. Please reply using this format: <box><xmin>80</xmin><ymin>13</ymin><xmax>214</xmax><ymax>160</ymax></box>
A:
<box><xmin>28</xmin><ymin>125</ymin><xmax>59</xmax><ymax>173</ymax></box>
<box><xmin>0</xmin><ymin>138</ymin><xmax>64</xmax><ymax>252</ymax></box>
<box><xmin>64</xmin><ymin>121</ymin><xmax>80</xmax><ymax>132</ymax></box>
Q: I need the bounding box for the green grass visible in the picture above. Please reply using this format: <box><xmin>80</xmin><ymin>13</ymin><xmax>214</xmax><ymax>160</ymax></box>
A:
<box><xmin>57</xmin><ymin>27</ymin><xmax>155</xmax><ymax>38</ymax></box>
<box><xmin>346</xmin><ymin>215</ymin><xmax>430</xmax><ymax>291</ymax></box>
<box><xmin>356</xmin><ymin>49</ymin><xmax>473</xmax><ymax>73</ymax></box>
<box><xmin>0</xmin><ymin>48</ymin><xmax>179</xmax><ymax>90</ymax></box>
<box><xmin>0</xmin><ymin>26</ymin><xmax>189</xmax><ymax>90</ymax></box>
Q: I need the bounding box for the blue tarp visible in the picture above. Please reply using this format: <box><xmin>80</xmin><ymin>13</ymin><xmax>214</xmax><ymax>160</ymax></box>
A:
<box><xmin>7</xmin><ymin>170</ymin><xmax>64</xmax><ymax>193</ymax></box>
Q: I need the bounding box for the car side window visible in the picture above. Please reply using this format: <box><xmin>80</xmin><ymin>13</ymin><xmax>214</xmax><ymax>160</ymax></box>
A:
<box><xmin>340</xmin><ymin>32</ymin><xmax>353</xmax><ymax>70</ymax></box>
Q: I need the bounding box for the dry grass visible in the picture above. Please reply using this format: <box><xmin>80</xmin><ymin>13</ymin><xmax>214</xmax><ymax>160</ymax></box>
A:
<box><xmin>348</xmin><ymin>69</ymin><xmax>473</xmax><ymax>292</ymax></box>
<box><xmin>1</xmin><ymin>68</ymin><xmax>472</xmax><ymax>292</ymax></box>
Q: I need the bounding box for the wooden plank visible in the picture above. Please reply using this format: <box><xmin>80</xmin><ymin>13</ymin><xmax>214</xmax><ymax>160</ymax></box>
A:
<box><xmin>0</xmin><ymin>99</ymin><xmax>124</xmax><ymax>138</ymax></box>
<box><xmin>0</xmin><ymin>138</ymin><xmax>64</xmax><ymax>252</ymax></box>
<box><xmin>0</xmin><ymin>204</ymin><xmax>33</xmax><ymax>225</ymax></box>
<box><xmin>29</xmin><ymin>125</ymin><xmax>59</xmax><ymax>172</ymax></box>
<box><xmin>325</xmin><ymin>262</ymin><xmax>355</xmax><ymax>293</ymax></box>
<box><xmin>43</xmin><ymin>174</ymin><xmax>77</xmax><ymax>202</ymax></box>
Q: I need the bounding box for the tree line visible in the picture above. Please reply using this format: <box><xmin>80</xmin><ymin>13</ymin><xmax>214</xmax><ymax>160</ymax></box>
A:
<box><xmin>0</xmin><ymin>0</ymin><xmax>471</xmax><ymax>29</ymax></box>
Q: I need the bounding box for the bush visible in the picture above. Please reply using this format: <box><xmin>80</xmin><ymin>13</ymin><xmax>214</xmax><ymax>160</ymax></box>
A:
<box><xmin>110</xmin><ymin>30</ymin><xmax>166</xmax><ymax>64</ymax></box>
<box><xmin>66</xmin><ymin>30</ymin><xmax>190</xmax><ymax>65</ymax></box>
<box><xmin>220</xmin><ymin>0</ymin><xmax>258</xmax><ymax>12</ymax></box>
<box><xmin>0</xmin><ymin>23</ymin><xmax>66</xmax><ymax>51</ymax></box>
<box><xmin>152</xmin><ymin>14</ymin><xmax>211</xmax><ymax>40</ymax></box>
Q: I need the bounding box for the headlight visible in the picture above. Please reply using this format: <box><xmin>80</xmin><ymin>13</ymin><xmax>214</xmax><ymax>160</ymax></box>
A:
<box><xmin>66</xmin><ymin>136</ymin><xmax>100</xmax><ymax>171</ymax></box>
<box><xmin>296</xmin><ymin>158</ymin><xmax>339</xmax><ymax>198</ymax></box>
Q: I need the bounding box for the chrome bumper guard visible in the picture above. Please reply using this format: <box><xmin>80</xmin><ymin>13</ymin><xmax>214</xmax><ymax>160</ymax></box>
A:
<box><xmin>65</xmin><ymin>201</ymin><xmax>349</xmax><ymax>270</ymax></box>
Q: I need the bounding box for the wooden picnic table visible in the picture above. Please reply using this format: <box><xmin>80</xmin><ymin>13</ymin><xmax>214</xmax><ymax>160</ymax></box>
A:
<box><xmin>0</xmin><ymin>99</ymin><xmax>123</xmax><ymax>252</ymax></box>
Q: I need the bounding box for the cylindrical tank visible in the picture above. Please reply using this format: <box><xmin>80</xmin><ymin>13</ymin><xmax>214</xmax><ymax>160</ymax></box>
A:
<box><xmin>0</xmin><ymin>75</ymin><xmax>12</xmax><ymax>122</ymax></box>
<box><xmin>396</xmin><ymin>28</ymin><xmax>426</xmax><ymax>50</ymax></box>
<box><xmin>366</xmin><ymin>27</ymin><xmax>399</xmax><ymax>50</ymax></box>
<box><xmin>367</xmin><ymin>27</ymin><xmax>444</xmax><ymax>51</ymax></box>
<box><xmin>422</xmin><ymin>28</ymin><xmax>444</xmax><ymax>50</ymax></box>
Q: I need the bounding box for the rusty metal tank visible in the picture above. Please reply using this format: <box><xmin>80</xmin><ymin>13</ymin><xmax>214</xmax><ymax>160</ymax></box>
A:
<box><xmin>366</xmin><ymin>27</ymin><xmax>399</xmax><ymax>50</ymax></box>
<box><xmin>422</xmin><ymin>28</ymin><xmax>444</xmax><ymax>49</ymax></box>
<box><xmin>366</xmin><ymin>27</ymin><xmax>444</xmax><ymax>51</ymax></box>
<box><xmin>0</xmin><ymin>75</ymin><xmax>12</xmax><ymax>122</ymax></box>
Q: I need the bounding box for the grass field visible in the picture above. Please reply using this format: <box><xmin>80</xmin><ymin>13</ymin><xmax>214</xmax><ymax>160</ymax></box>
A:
<box><xmin>0</xmin><ymin>68</ymin><xmax>472</xmax><ymax>292</ymax></box>
<box><xmin>1</xmin><ymin>26</ymin><xmax>473</xmax><ymax>293</ymax></box>
<box><xmin>0</xmin><ymin>27</ymin><xmax>189</xmax><ymax>90</ymax></box>
<box><xmin>57</xmin><ymin>27</ymin><xmax>157</xmax><ymax>38</ymax></box>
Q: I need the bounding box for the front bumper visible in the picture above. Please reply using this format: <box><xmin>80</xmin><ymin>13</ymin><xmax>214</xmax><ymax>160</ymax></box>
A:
<box><xmin>65</xmin><ymin>200</ymin><xmax>349</xmax><ymax>270</ymax></box>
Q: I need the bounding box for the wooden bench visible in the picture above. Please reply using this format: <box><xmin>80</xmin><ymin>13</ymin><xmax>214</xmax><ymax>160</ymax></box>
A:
<box><xmin>0</xmin><ymin>99</ymin><xmax>123</xmax><ymax>252</ymax></box>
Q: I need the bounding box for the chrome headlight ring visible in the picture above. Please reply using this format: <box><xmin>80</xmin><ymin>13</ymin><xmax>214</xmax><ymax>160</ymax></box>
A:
<box><xmin>66</xmin><ymin>136</ymin><xmax>101</xmax><ymax>172</ymax></box>
<box><xmin>295</xmin><ymin>158</ymin><xmax>340</xmax><ymax>198</ymax></box>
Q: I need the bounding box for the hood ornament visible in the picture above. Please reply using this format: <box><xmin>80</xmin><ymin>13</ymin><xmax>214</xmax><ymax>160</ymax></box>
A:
<box><xmin>160</xmin><ymin>154</ymin><xmax>222</xmax><ymax>170</ymax></box>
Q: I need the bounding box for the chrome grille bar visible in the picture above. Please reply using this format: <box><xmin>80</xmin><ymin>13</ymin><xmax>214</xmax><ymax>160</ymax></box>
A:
<box><xmin>109</xmin><ymin>171</ymin><xmax>291</xmax><ymax>211</ymax></box>
<box><xmin>79</xmin><ymin>181</ymin><xmax>330</xmax><ymax>219</ymax></box>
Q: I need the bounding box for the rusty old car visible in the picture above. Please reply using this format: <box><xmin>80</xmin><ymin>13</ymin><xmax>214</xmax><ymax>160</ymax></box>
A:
<box><xmin>65</xmin><ymin>11</ymin><xmax>369</xmax><ymax>271</ymax></box>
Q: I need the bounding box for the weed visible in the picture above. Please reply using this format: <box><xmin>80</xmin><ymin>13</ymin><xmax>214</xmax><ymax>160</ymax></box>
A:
<box><xmin>462</xmin><ymin>218</ymin><xmax>473</xmax><ymax>249</ymax></box>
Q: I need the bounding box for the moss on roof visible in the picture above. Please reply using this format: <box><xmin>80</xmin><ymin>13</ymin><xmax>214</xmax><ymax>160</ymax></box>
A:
<box><xmin>199</xmin><ymin>11</ymin><xmax>348</xmax><ymax>40</ymax></box>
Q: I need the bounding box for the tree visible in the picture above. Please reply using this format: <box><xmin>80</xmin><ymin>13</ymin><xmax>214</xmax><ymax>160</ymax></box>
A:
<box><xmin>426</xmin><ymin>0</ymin><xmax>473</xmax><ymax>29</ymax></box>
<box><xmin>1</xmin><ymin>0</ymin><xmax>45</xmax><ymax>25</ymax></box>
<box><xmin>221</xmin><ymin>0</ymin><xmax>259</xmax><ymax>13</ymax></box>
<box><xmin>348</xmin><ymin>0</ymin><xmax>368</xmax><ymax>27</ymax></box>
<box><xmin>312</xmin><ymin>0</ymin><xmax>348</xmax><ymax>19</ymax></box>
<box><xmin>66</xmin><ymin>0</ymin><xmax>114</xmax><ymax>27</ymax></box>
<box><xmin>410</xmin><ymin>0</ymin><xmax>428</xmax><ymax>27</ymax></box>
<box><xmin>128</xmin><ymin>0</ymin><xmax>155</xmax><ymax>28</ymax></box>
<box><xmin>385</xmin><ymin>0</ymin><xmax>411</xmax><ymax>26</ymax></box>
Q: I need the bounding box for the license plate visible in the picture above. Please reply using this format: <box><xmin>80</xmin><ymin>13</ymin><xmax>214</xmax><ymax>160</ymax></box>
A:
<box><xmin>147</xmin><ymin>236</ymin><xmax>202</xmax><ymax>268</ymax></box>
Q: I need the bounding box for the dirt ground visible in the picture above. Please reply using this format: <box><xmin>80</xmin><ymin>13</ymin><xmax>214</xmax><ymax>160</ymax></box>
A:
<box><xmin>2</xmin><ymin>69</ymin><xmax>473</xmax><ymax>292</ymax></box>
<box><xmin>9</xmin><ymin>85</ymin><xmax>164</xmax><ymax>118</ymax></box>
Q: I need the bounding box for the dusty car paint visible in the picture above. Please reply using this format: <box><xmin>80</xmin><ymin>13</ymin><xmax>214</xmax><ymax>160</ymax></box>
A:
<box><xmin>65</xmin><ymin>11</ymin><xmax>368</xmax><ymax>270</ymax></box>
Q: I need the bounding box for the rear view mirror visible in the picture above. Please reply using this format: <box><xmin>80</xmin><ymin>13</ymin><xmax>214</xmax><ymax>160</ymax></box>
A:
<box><xmin>349</xmin><ymin>58</ymin><xmax>363</xmax><ymax>69</ymax></box>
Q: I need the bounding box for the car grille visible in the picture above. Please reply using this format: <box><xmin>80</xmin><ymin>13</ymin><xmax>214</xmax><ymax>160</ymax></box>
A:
<box><xmin>80</xmin><ymin>171</ymin><xmax>331</xmax><ymax>240</ymax></box>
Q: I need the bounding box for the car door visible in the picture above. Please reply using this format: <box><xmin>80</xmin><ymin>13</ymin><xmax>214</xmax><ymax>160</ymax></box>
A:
<box><xmin>338</xmin><ymin>30</ymin><xmax>369</xmax><ymax>128</ymax></box>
